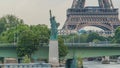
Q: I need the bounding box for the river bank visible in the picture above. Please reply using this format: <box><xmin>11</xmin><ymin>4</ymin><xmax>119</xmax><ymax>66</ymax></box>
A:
<box><xmin>83</xmin><ymin>61</ymin><xmax>120</xmax><ymax>68</ymax></box>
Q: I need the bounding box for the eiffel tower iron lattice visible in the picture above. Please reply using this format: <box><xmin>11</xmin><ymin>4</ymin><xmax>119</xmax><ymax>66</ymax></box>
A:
<box><xmin>62</xmin><ymin>0</ymin><xmax>120</xmax><ymax>36</ymax></box>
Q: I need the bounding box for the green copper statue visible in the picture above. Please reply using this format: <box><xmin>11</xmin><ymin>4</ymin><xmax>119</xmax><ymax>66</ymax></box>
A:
<box><xmin>49</xmin><ymin>10</ymin><xmax>59</xmax><ymax>40</ymax></box>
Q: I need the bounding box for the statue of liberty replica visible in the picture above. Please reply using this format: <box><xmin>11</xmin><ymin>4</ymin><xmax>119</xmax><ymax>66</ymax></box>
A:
<box><xmin>49</xmin><ymin>10</ymin><xmax>59</xmax><ymax>67</ymax></box>
<box><xmin>49</xmin><ymin>10</ymin><xmax>59</xmax><ymax>40</ymax></box>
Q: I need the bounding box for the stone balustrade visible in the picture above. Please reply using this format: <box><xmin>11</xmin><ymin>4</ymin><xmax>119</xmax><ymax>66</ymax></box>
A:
<box><xmin>0</xmin><ymin>63</ymin><xmax>51</xmax><ymax>68</ymax></box>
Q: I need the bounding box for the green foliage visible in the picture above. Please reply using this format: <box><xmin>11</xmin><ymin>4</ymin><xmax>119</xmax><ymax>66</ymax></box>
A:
<box><xmin>17</xmin><ymin>29</ymin><xmax>36</xmax><ymax>57</ymax></box>
<box><xmin>114</xmin><ymin>26</ymin><xmax>120</xmax><ymax>43</ymax></box>
<box><xmin>17</xmin><ymin>24</ymin><xmax>50</xmax><ymax>57</ymax></box>
<box><xmin>0</xmin><ymin>15</ymin><xmax>23</xmax><ymax>33</ymax></box>
<box><xmin>0</xmin><ymin>24</ymin><xmax>50</xmax><ymax>57</ymax></box>
<box><xmin>75</xmin><ymin>34</ymin><xmax>88</xmax><ymax>43</ymax></box>
<box><xmin>64</xmin><ymin>32</ymin><xmax>107</xmax><ymax>43</ymax></box>
<box><xmin>77</xmin><ymin>57</ymin><xmax>83</xmax><ymax>68</ymax></box>
<box><xmin>0</xmin><ymin>24</ymin><xmax>29</xmax><ymax>43</ymax></box>
<box><xmin>80</xmin><ymin>34</ymin><xmax>88</xmax><ymax>42</ymax></box>
<box><xmin>87</xmin><ymin>32</ymin><xmax>99</xmax><ymax>42</ymax></box>
<box><xmin>64</xmin><ymin>34</ymin><xmax>88</xmax><ymax>43</ymax></box>
<box><xmin>30</xmin><ymin>24</ymin><xmax>50</xmax><ymax>45</ymax></box>
<box><xmin>58</xmin><ymin>37</ymin><xmax>68</xmax><ymax>58</ymax></box>
<box><xmin>23</xmin><ymin>55</ymin><xmax>31</xmax><ymax>63</ymax></box>
<box><xmin>0</xmin><ymin>15</ymin><xmax>50</xmax><ymax>57</ymax></box>
<box><xmin>93</xmin><ymin>39</ymin><xmax>100</xmax><ymax>43</ymax></box>
<box><xmin>87</xmin><ymin>32</ymin><xmax>105</xmax><ymax>42</ymax></box>
<box><xmin>0</xmin><ymin>15</ymin><xmax>24</xmax><ymax>43</ymax></box>
<box><xmin>0</xmin><ymin>18</ymin><xmax>6</xmax><ymax>34</ymax></box>
<box><xmin>1</xmin><ymin>15</ymin><xmax>23</xmax><ymax>29</ymax></box>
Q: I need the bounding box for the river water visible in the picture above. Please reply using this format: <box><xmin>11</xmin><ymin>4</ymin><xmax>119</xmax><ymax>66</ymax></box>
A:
<box><xmin>83</xmin><ymin>61</ymin><xmax>120</xmax><ymax>68</ymax></box>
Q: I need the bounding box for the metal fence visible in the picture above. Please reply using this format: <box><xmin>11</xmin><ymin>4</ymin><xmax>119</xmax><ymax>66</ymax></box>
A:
<box><xmin>65</xmin><ymin>43</ymin><xmax>120</xmax><ymax>47</ymax></box>
<box><xmin>0</xmin><ymin>63</ymin><xmax>51</xmax><ymax>68</ymax></box>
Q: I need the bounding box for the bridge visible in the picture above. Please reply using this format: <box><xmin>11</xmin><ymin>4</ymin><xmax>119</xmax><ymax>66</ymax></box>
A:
<box><xmin>0</xmin><ymin>43</ymin><xmax>120</xmax><ymax>60</ymax></box>
<box><xmin>65</xmin><ymin>44</ymin><xmax>120</xmax><ymax>58</ymax></box>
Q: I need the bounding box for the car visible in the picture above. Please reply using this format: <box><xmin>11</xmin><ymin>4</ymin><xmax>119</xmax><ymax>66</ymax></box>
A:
<box><xmin>117</xmin><ymin>57</ymin><xmax>120</xmax><ymax>64</ymax></box>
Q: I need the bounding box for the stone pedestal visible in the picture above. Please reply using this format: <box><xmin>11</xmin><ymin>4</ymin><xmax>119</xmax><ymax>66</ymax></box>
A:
<box><xmin>49</xmin><ymin>40</ymin><xmax>59</xmax><ymax>67</ymax></box>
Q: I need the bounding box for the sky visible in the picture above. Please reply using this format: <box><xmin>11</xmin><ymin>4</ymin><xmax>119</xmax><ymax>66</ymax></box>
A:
<box><xmin>0</xmin><ymin>0</ymin><xmax>119</xmax><ymax>29</ymax></box>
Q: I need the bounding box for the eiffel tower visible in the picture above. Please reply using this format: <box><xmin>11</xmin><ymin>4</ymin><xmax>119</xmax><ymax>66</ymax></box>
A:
<box><xmin>62</xmin><ymin>0</ymin><xmax>120</xmax><ymax>35</ymax></box>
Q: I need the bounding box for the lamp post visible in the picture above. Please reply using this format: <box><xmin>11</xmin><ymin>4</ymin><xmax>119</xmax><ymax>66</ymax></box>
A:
<box><xmin>70</xmin><ymin>34</ymin><xmax>77</xmax><ymax>68</ymax></box>
<box><xmin>14</xmin><ymin>33</ymin><xmax>16</xmax><ymax>45</ymax></box>
<box><xmin>14</xmin><ymin>23</ymin><xmax>18</xmax><ymax>46</ymax></box>
<box><xmin>105</xmin><ymin>39</ymin><xmax>108</xmax><ymax>46</ymax></box>
<box><xmin>73</xmin><ymin>35</ymin><xmax>75</xmax><ymax>58</ymax></box>
<box><xmin>16</xmin><ymin>24</ymin><xmax>19</xmax><ymax>45</ymax></box>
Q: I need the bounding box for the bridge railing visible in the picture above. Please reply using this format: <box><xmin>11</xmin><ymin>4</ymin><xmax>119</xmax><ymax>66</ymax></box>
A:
<box><xmin>64</xmin><ymin>43</ymin><xmax>120</xmax><ymax>47</ymax></box>
<box><xmin>0</xmin><ymin>63</ymin><xmax>51</xmax><ymax>68</ymax></box>
<box><xmin>0</xmin><ymin>43</ymin><xmax>49</xmax><ymax>47</ymax></box>
<box><xmin>0</xmin><ymin>42</ymin><xmax>120</xmax><ymax>47</ymax></box>
<box><xmin>0</xmin><ymin>43</ymin><xmax>17</xmax><ymax>47</ymax></box>
<box><xmin>64</xmin><ymin>43</ymin><xmax>89</xmax><ymax>46</ymax></box>
<box><xmin>93</xmin><ymin>44</ymin><xmax>120</xmax><ymax>47</ymax></box>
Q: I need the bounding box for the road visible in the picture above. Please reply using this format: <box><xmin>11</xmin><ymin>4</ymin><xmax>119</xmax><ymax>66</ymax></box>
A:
<box><xmin>83</xmin><ymin>61</ymin><xmax>120</xmax><ymax>68</ymax></box>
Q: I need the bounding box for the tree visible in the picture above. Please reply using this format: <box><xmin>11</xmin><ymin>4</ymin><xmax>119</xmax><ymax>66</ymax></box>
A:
<box><xmin>1</xmin><ymin>15</ymin><xmax>23</xmax><ymax>29</ymax></box>
<box><xmin>114</xmin><ymin>26</ymin><xmax>120</xmax><ymax>43</ymax></box>
<box><xmin>23</xmin><ymin>55</ymin><xmax>31</xmax><ymax>63</ymax></box>
<box><xmin>0</xmin><ymin>17</ymin><xmax>7</xmax><ymax>34</ymax></box>
<box><xmin>64</xmin><ymin>33</ymin><xmax>88</xmax><ymax>43</ymax></box>
<box><xmin>0</xmin><ymin>15</ymin><xmax>23</xmax><ymax>34</ymax></box>
<box><xmin>0</xmin><ymin>15</ymin><xmax>24</xmax><ymax>43</ymax></box>
<box><xmin>87</xmin><ymin>32</ymin><xmax>99</xmax><ymax>42</ymax></box>
<box><xmin>16</xmin><ymin>24</ymin><xmax>50</xmax><ymax>57</ymax></box>
<box><xmin>87</xmin><ymin>32</ymin><xmax>105</xmax><ymax>42</ymax></box>
<box><xmin>30</xmin><ymin>24</ymin><xmax>50</xmax><ymax>46</ymax></box>
<box><xmin>93</xmin><ymin>39</ymin><xmax>100</xmax><ymax>43</ymax></box>
<box><xmin>0</xmin><ymin>14</ymin><xmax>51</xmax><ymax>59</ymax></box>
<box><xmin>0</xmin><ymin>23</ymin><xmax>29</xmax><ymax>43</ymax></box>
<box><xmin>0</xmin><ymin>22</ymin><xmax>50</xmax><ymax>57</ymax></box>
<box><xmin>17</xmin><ymin>29</ymin><xmax>38</xmax><ymax>57</ymax></box>
<box><xmin>74</xmin><ymin>34</ymin><xmax>88</xmax><ymax>43</ymax></box>
<box><xmin>58</xmin><ymin>37</ymin><xmax>68</xmax><ymax>59</ymax></box>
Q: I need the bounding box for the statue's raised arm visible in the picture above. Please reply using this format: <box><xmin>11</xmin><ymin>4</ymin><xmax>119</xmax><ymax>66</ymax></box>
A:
<box><xmin>49</xmin><ymin>10</ymin><xmax>59</xmax><ymax>40</ymax></box>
